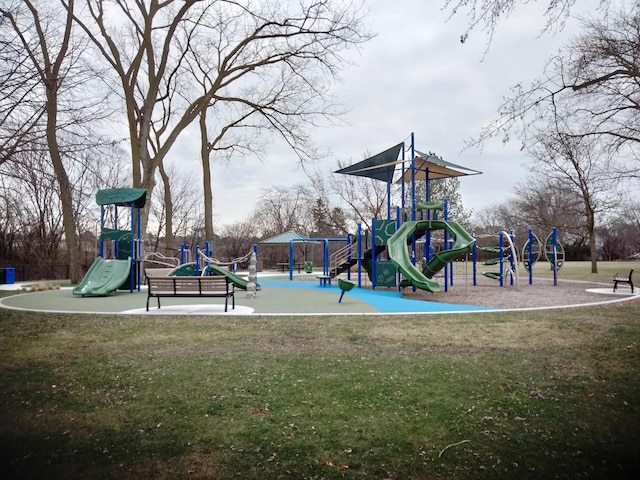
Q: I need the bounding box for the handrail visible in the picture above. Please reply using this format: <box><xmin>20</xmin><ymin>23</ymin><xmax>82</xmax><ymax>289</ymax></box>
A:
<box><xmin>330</xmin><ymin>242</ymin><xmax>357</xmax><ymax>273</ymax></box>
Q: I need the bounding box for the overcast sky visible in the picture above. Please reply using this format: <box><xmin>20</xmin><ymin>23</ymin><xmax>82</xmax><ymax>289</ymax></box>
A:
<box><xmin>177</xmin><ymin>0</ymin><xmax>605</xmax><ymax>227</ymax></box>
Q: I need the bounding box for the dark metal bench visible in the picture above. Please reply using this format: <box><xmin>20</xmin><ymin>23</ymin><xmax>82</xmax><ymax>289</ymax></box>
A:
<box><xmin>146</xmin><ymin>276</ymin><xmax>235</xmax><ymax>311</ymax></box>
<box><xmin>613</xmin><ymin>269</ymin><xmax>634</xmax><ymax>293</ymax></box>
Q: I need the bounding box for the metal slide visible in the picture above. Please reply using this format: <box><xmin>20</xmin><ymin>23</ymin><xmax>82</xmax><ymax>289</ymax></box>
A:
<box><xmin>387</xmin><ymin>220</ymin><xmax>475</xmax><ymax>292</ymax></box>
<box><xmin>72</xmin><ymin>257</ymin><xmax>132</xmax><ymax>296</ymax></box>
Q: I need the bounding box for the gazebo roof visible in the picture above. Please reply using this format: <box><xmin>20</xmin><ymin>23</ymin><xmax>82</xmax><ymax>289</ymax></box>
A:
<box><xmin>259</xmin><ymin>230</ymin><xmax>308</xmax><ymax>244</ymax></box>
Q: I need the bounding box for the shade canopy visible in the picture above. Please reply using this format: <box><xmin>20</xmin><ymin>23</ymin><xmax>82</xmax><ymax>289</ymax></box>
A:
<box><xmin>396</xmin><ymin>150</ymin><xmax>482</xmax><ymax>183</ymax></box>
<box><xmin>334</xmin><ymin>143</ymin><xmax>403</xmax><ymax>182</ymax></box>
<box><xmin>96</xmin><ymin>188</ymin><xmax>147</xmax><ymax>208</ymax></box>
<box><xmin>335</xmin><ymin>144</ymin><xmax>481</xmax><ymax>184</ymax></box>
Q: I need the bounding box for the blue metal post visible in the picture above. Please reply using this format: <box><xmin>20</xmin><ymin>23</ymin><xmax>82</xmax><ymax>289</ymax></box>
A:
<box><xmin>129</xmin><ymin>201</ymin><xmax>135</xmax><ymax>292</ymax></box>
<box><xmin>499</xmin><ymin>232</ymin><xmax>504</xmax><ymax>287</ymax></box>
<box><xmin>346</xmin><ymin>233</ymin><xmax>352</xmax><ymax>281</ymax></box>
<box><xmin>528</xmin><ymin>229</ymin><xmax>534</xmax><ymax>285</ymax></box>
<box><xmin>411</xmin><ymin>132</ymin><xmax>416</xmax><ymax>222</ymax></box>
<box><xmin>357</xmin><ymin>223</ymin><xmax>362</xmax><ymax>288</ymax></box>
<box><xmin>100</xmin><ymin>206</ymin><xmax>105</xmax><ymax>258</ymax></box>
<box><xmin>137</xmin><ymin>206</ymin><xmax>142</xmax><ymax>291</ymax></box>
<box><xmin>371</xmin><ymin>219</ymin><xmax>376</xmax><ymax>289</ymax></box>
<box><xmin>509</xmin><ymin>230</ymin><xmax>515</xmax><ymax>286</ymax></box>
<box><xmin>289</xmin><ymin>241</ymin><xmax>294</xmax><ymax>281</ymax></box>
<box><xmin>401</xmin><ymin>142</ymin><xmax>406</xmax><ymax>214</ymax></box>
<box><xmin>195</xmin><ymin>245</ymin><xmax>200</xmax><ymax>276</ymax></box>
<box><xmin>472</xmin><ymin>232</ymin><xmax>477</xmax><ymax>286</ymax></box>
<box><xmin>552</xmin><ymin>227</ymin><xmax>558</xmax><ymax>286</ymax></box>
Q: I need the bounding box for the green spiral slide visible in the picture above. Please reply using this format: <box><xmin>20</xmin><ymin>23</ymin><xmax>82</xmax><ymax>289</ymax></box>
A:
<box><xmin>387</xmin><ymin>220</ymin><xmax>475</xmax><ymax>292</ymax></box>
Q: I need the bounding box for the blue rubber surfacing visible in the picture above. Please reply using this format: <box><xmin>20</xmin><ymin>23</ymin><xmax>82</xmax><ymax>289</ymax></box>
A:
<box><xmin>260</xmin><ymin>280</ymin><xmax>499</xmax><ymax>314</ymax></box>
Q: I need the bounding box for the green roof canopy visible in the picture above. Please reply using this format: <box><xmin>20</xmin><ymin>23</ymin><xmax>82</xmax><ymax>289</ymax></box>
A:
<box><xmin>259</xmin><ymin>230</ymin><xmax>308</xmax><ymax>244</ymax></box>
<box><xmin>96</xmin><ymin>188</ymin><xmax>147</xmax><ymax>208</ymax></box>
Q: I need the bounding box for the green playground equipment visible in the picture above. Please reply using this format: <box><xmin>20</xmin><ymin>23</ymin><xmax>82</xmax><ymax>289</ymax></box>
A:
<box><xmin>337</xmin><ymin>277</ymin><xmax>356</xmax><ymax>303</ymax></box>
<box><xmin>74</xmin><ymin>188</ymin><xmax>146</xmax><ymax>296</ymax></box>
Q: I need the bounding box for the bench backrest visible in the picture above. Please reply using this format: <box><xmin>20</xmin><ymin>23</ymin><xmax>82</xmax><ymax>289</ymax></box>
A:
<box><xmin>147</xmin><ymin>275</ymin><xmax>231</xmax><ymax>294</ymax></box>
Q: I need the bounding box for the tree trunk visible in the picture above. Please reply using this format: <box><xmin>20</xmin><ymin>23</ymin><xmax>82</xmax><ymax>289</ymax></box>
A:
<box><xmin>199</xmin><ymin>110</ymin><xmax>215</xmax><ymax>240</ymax></box>
<box><xmin>46</xmin><ymin>93</ymin><xmax>81</xmax><ymax>283</ymax></box>
<box><xmin>588</xmin><ymin>211</ymin><xmax>598</xmax><ymax>274</ymax></box>
<box><xmin>158</xmin><ymin>161</ymin><xmax>174</xmax><ymax>255</ymax></box>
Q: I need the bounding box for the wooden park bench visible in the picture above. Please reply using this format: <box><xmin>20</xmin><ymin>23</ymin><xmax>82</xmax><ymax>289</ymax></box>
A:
<box><xmin>146</xmin><ymin>275</ymin><xmax>235</xmax><ymax>312</ymax></box>
<box><xmin>613</xmin><ymin>269</ymin><xmax>634</xmax><ymax>293</ymax></box>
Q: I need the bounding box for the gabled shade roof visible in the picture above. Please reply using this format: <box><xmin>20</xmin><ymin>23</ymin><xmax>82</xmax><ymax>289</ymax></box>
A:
<box><xmin>396</xmin><ymin>150</ymin><xmax>482</xmax><ymax>183</ymax></box>
<box><xmin>259</xmin><ymin>230</ymin><xmax>308</xmax><ymax>244</ymax></box>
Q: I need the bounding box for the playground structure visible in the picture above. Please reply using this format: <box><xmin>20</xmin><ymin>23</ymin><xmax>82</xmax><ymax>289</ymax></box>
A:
<box><xmin>144</xmin><ymin>243</ymin><xmax>260</xmax><ymax>292</ymax></box>
<box><xmin>73</xmin><ymin>188</ymin><xmax>146</xmax><ymax>296</ymax></box>
<box><xmin>473</xmin><ymin>231</ymin><xmax>519</xmax><ymax>288</ymax></box>
<box><xmin>523</xmin><ymin>228</ymin><xmax>565</xmax><ymax>286</ymax></box>
<box><xmin>326</xmin><ymin>133</ymin><xmax>482</xmax><ymax>294</ymax></box>
<box><xmin>470</xmin><ymin>227</ymin><xmax>565</xmax><ymax>288</ymax></box>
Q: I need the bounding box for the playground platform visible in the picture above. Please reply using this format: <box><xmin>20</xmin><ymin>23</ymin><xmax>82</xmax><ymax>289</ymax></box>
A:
<box><xmin>0</xmin><ymin>273</ymin><xmax>498</xmax><ymax>316</ymax></box>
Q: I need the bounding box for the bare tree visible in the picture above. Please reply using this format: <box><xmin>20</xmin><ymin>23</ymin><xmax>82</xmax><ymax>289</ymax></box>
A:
<box><xmin>148</xmin><ymin>164</ymin><xmax>205</xmax><ymax>255</ymax></box>
<box><xmin>328</xmin><ymin>160</ymin><xmax>391</xmax><ymax>230</ymax></box>
<box><xmin>70</xmin><ymin>0</ymin><xmax>372</xmax><ymax>236</ymax></box>
<box><xmin>443</xmin><ymin>0</ymin><xmax>610</xmax><ymax>44</ymax></box>
<box><xmin>524</xmin><ymin>115</ymin><xmax>620</xmax><ymax>271</ymax></box>
<box><xmin>249</xmin><ymin>186</ymin><xmax>310</xmax><ymax>238</ymax></box>
<box><xmin>217</xmin><ymin>221</ymin><xmax>258</xmax><ymax>263</ymax></box>
<box><xmin>470</xmin><ymin>4</ymin><xmax>640</xmax><ymax>165</ymax></box>
<box><xmin>0</xmin><ymin>0</ymin><xmax>93</xmax><ymax>282</ymax></box>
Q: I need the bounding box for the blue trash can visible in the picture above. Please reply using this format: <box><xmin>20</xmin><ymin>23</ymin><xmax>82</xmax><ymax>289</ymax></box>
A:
<box><xmin>4</xmin><ymin>267</ymin><xmax>15</xmax><ymax>284</ymax></box>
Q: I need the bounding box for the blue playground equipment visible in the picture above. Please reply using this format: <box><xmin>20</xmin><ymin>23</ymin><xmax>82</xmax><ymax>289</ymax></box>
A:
<box><xmin>332</xmin><ymin>132</ymin><xmax>482</xmax><ymax>294</ymax></box>
<box><xmin>472</xmin><ymin>231</ymin><xmax>519</xmax><ymax>288</ymax></box>
<box><xmin>471</xmin><ymin>227</ymin><xmax>565</xmax><ymax>288</ymax></box>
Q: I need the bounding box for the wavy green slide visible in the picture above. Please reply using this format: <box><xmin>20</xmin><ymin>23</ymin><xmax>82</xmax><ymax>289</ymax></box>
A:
<box><xmin>387</xmin><ymin>220</ymin><xmax>475</xmax><ymax>292</ymax></box>
<box><xmin>73</xmin><ymin>257</ymin><xmax>131</xmax><ymax>296</ymax></box>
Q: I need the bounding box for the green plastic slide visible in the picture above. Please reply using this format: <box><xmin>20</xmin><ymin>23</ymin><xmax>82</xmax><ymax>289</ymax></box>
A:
<box><xmin>387</xmin><ymin>220</ymin><xmax>475</xmax><ymax>292</ymax></box>
<box><xmin>421</xmin><ymin>220</ymin><xmax>475</xmax><ymax>278</ymax></box>
<box><xmin>166</xmin><ymin>262</ymin><xmax>259</xmax><ymax>291</ymax></box>
<box><xmin>387</xmin><ymin>222</ymin><xmax>442</xmax><ymax>292</ymax></box>
<box><xmin>203</xmin><ymin>264</ymin><xmax>260</xmax><ymax>291</ymax></box>
<box><xmin>73</xmin><ymin>257</ymin><xmax>131</xmax><ymax>296</ymax></box>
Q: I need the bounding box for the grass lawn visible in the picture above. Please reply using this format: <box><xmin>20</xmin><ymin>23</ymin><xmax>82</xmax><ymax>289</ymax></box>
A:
<box><xmin>1</xmin><ymin>263</ymin><xmax>639</xmax><ymax>479</ymax></box>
